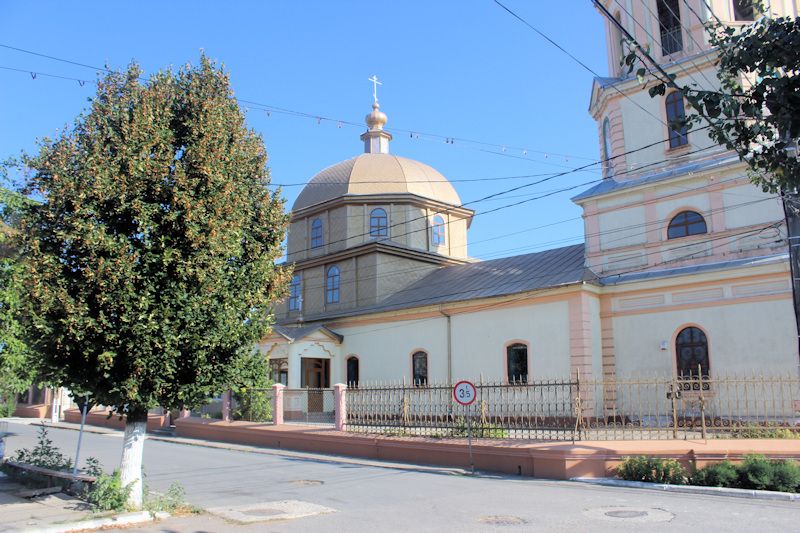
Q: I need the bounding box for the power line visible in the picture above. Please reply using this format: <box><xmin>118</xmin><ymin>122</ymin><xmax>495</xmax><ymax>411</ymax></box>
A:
<box><xmin>285</xmin><ymin>174</ymin><xmax>777</xmax><ymax>296</ymax></box>
<box><xmin>338</xmin><ymin>220</ymin><xmax>784</xmax><ymax>338</ymax></box>
<box><xmin>492</xmin><ymin>0</ymin><xmax>694</xmax><ymax>141</ymax></box>
<box><xmin>0</xmin><ymin>43</ymin><xmax>598</xmax><ymax>164</ymax></box>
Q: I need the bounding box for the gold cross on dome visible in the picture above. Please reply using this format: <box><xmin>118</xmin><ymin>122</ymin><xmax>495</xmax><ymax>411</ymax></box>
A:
<box><xmin>368</xmin><ymin>75</ymin><xmax>382</xmax><ymax>103</ymax></box>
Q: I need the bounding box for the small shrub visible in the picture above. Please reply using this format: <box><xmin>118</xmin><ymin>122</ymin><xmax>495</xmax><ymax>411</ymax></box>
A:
<box><xmin>0</xmin><ymin>398</ymin><xmax>17</xmax><ymax>418</ymax></box>
<box><xmin>732</xmin><ymin>426</ymin><xmax>800</xmax><ymax>439</ymax></box>
<box><xmin>13</xmin><ymin>427</ymin><xmax>72</xmax><ymax>471</ymax></box>
<box><xmin>768</xmin><ymin>460</ymin><xmax>800</xmax><ymax>493</ymax></box>
<box><xmin>84</xmin><ymin>470</ymin><xmax>131</xmax><ymax>512</ymax></box>
<box><xmin>616</xmin><ymin>456</ymin><xmax>687</xmax><ymax>484</ymax></box>
<box><xmin>737</xmin><ymin>454</ymin><xmax>774</xmax><ymax>490</ymax></box>
<box><xmin>692</xmin><ymin>461</ymin><xmax>738</xmax><ymax>487</ymax></box>
<box><xmin>145</xmin><ymin>482</ymin><xmax>195</xmax><ymax>514</ymax></box>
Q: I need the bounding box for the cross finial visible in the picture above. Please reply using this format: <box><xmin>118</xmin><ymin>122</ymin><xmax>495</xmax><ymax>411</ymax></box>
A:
<box><xmin>368</xmin><ymin>75</ymin><xmax>382</xmax><ymax>104</ymax></box>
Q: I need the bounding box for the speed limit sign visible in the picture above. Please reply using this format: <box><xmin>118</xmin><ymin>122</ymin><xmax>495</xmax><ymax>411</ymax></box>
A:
<box><xmin>453</xmin><ymin>380</ymin><xmax>477</xmax><ymax>406</ymax></box>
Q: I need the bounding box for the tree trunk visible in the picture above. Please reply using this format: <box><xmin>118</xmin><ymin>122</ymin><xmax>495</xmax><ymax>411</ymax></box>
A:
<box><xmin>119</xmin><ymin>408</ymin><xmax>148</xmax><ymax>509</ymax></box>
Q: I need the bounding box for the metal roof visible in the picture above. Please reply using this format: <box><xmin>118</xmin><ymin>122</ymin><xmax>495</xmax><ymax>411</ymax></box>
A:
<box><xmin>571</xmin><ymin>152</ymin><xmax>739</xmax><ymax>202</ymax></box>
<box><xmin>373</xmin><ymin>243</ymin><xmax>593</xmax><ymax>313</ymax></box>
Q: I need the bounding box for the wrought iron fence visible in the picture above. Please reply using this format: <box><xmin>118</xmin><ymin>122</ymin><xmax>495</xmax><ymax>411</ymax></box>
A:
<box><xmin>283</xmin><ymin>388</ymin><xmax>335</xmax><ymax>425</ymax></box>
<box><xmin>345</xmin><ymin>372</ymin><xmax>800</xmax><ymax>441</ymax></box>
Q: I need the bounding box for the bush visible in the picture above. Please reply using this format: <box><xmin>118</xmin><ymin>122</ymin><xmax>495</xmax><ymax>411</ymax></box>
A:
<box><xmin>692</xmin><ymin>461</ymin><xmax>738</xmax><ymax>487</ymax></box>
<box><xmin>84</xmin><ymin>470</ymin><xmax>131</xmax><ymax>512</ymax></box>
<box><xmin>616</xmin><ymin>456</ymin><xmax>688</xmax><ymax>484</ymax></box>
<box><xmin>732</xmin><ymin>426</ymin><xmax>800</xmax><ymax>439</ymax></box>
<box><xmin>770</xmin><ymin>460</ymin><xmax>800</xmax><ymax>493</ymax></box>
<box><xmin>145</xmin><ymin>482</ymin><xmax>195</xmax><ymax>514</ymax></box>
<box><xmin>0</xmin><ymin>397</ymin><xmax>16</xmax><ymax>418</ymax></box>
<box><xmin>13</xmin><ymin>427</ymin><xmax>72</xmax><ymax>471</ymax></box>
<box><xmin>737</xmin><ymin>454</ymin><xmax>774</xmax><ymax>490</ymax></box>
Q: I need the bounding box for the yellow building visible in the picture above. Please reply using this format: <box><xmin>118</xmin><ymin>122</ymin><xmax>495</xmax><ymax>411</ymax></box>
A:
<box><xmin>262</xmin><ymin>0</ymin><xmax>799</xmax><ymax>394</ymax></box>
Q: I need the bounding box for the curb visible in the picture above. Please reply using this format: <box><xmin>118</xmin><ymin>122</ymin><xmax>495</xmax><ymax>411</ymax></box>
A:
<box><xmin>21</xmin><ymin>511</ymin><xmax>168</xmax><ymax>533</ymax></box>
<box><xmin>571</xmin><ymin>477</ymin><xmax>800</xmax><ymax>502</ymax></box>
<box><xmin>13</xmin><ymin>419</ymin><xmax>470</xmax><ymax>477</ymax></box>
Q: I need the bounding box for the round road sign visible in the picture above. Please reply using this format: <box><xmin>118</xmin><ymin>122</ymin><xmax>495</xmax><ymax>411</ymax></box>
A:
<box><xmin>453</xmin><ymin>380</ymin><xmax>477</xmax><ymax>406</ymax></box>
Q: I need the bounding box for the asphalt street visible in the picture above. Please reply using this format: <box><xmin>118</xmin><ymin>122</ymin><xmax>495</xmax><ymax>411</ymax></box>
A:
<box><xmin>3</xmin><ymin>421</ymin><xmax>798</xmax><ymax>532</ymax></box>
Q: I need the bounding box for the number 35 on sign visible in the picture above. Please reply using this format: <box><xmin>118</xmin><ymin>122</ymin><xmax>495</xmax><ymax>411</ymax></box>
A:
<box><xmin>453</xmin><ymin>380</ymin><xmax>477</xmax><ymax>406</ymax></box>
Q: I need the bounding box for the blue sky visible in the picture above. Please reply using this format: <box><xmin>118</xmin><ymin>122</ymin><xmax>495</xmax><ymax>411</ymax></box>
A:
<box><xmin>0</xmin><ymin>1</ymin><xmax>608</xmax><ymax>260</ymax></box>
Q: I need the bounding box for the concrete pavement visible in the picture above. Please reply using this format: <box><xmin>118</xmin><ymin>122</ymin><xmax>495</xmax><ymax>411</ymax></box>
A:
<box><xmin>2</xmin><ymin>420</ymin><xmax>799</xmax><ymax>532</ymax></box>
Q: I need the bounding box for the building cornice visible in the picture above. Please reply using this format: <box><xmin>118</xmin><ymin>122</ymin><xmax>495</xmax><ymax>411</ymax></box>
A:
<box><xmin>290</xmin><ymin>192</ymin><xmax>475</xmax><ymax>227</ymax></box>
<box><xmin>290</xmin><ymin>240</ymin><xmax>472</xmax><ymax>271</ymax></box>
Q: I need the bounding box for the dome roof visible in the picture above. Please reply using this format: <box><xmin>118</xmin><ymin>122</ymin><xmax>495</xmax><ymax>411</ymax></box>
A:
<box><xmin>292</xmin><ymin>153</ymin><xmax>463</xmax><ymax>212</ymax></box>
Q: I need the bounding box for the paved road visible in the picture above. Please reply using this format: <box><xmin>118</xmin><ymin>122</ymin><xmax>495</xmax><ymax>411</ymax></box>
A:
<box><xmin>3</xmin><ymin>421</ymin><xmax>799</xmax><ymax>532</ymax></box>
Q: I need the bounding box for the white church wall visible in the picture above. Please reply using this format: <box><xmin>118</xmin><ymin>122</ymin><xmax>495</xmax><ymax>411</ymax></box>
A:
<box><xmin>723</xmin><ymin>185</ymin><xmax>784</xmax><ymax>229</ymax></box>
<box><xmin>612</xmin><ymin>296</ymin><xmax>798</xmax><ymax>378</ymax></box>
<box><xmin>338</xmin><ymin>316</ymin><xmax>449</xmax><ymax>384</ymax></box>
<box><xmin>598</xmin><ymin>205</ymin><xmax>647</xmax><ymax>250</ymax></box>
<box><xmin>450</xmin><ymin>300</ymin><xmax>572</xmax><ymax>381</ymax></box>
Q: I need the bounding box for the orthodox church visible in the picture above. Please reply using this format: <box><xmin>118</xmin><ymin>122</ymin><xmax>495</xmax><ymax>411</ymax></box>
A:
<box><xmin>260</xmin><ymin>0</ymin><xmax>799</xmax><ymax>390</ymax></box>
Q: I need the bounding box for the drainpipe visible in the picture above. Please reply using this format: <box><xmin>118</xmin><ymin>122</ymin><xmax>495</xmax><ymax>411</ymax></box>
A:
<box><xmin>439</xmin><ymin>306</ymin><xmax>452</xmax><ymax>385</ymax></box>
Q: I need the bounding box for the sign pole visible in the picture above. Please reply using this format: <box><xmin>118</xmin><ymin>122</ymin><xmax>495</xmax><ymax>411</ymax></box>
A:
<box><xmin>453</xmin><ymin>380</ymin><xmax>477</xmax><ymax>475</ymax></box>
<box><xmin>467</xmin><ymin>404</ymin><xmax>474</xmax><ymax>474</ymax></box>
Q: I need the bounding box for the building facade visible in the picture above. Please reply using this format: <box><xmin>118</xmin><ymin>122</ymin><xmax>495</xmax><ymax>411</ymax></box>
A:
<box><xmin>261</xmin><ymin>0</ymin><xmax>799</xmax><ymax>394</ymax></box>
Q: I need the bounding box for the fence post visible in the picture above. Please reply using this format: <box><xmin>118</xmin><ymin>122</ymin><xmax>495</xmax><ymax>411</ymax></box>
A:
<box><xmin>222</xmin><ymin>390</ymin><xmax>232</xmax><ymax>422</ymax></box>
<box><xmin>272</xmin><ymin>383</ymin><xmax>285</xmax><ymax>426</ymax></box>
<box><xmin>334</xmin><ymin>383</ymin><xmax>347</xmax><ymax>431</ymax></box>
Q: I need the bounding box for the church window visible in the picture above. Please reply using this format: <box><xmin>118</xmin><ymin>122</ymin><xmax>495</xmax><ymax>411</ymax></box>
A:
<box><xmin>289</xmin><ymin>274</ymin><xmax>302</xmax><ymax>311</ymax></box>
<box><xmin>347</xmin><ymin>356</ymin><xmax>359</xmax><ymax>387</ymax></box>
<box><xmin>602</xmin><ymin>118</ymin><xmax>614</xmax><ymax>178</ymax></box>
<box><xmin>665</xmin><ymin>91</ymin><xmax>688</xmax><ymax>148</ymax></box>
<box><xmin>326</xmin><ymin>265</ymin><xmax>340</xmax><ymax>304</ymax></box>
<box><xmin>311</xmin><ymin>218</ymin><xmax>324</xmax><ymax>248</ymax></box>
<box><xmin>732</xmin><ymin>0</ymin><xmax>755</xmax><ymax>21</ymax></box>
<box><xmin>412</xmin><ymin>351</ymin><xmax>428</xmax><ymax>386</ymax></box>
<box><xmin>667</xmin><ymin>210</ymin><xmax>707</xmax><ymax>239</ymax></box>
<box><xmin>676</xmin><ymin>326</ymin><xmax>710</xmax><ymax>383</ymax></box>
<box><xmin>657</xmin><ymin>0</ymin><xmax>683</xmax><ymax>55</ymax></box>
<box><xmin>506</xmin><ymin>343</ymin><xmax>528</xmax><ymax>384</ymax></box>
<box><xmin>369</xmin><ymin>208</ymin><xmax>388</xmax><ymax>238</ymax></box>
<box><xmin>431</xmin><ymin>215</ymin><xmax>446</xmax><ymax>247</ymax></box>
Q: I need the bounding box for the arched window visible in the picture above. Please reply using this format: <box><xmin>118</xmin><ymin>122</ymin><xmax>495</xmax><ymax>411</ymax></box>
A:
<box><xmin>733</xmin><ymin>0</ymin><xmax>755</xmax><ymax>21</ymax></box>
<box><xmin>602</xmin><ymin>118</ymin><xmax>614</xmax><ymax>178</ymax></box>
<box><xmin>346</xmin><ymin>356</ymin><xmax>359</xmax><ymax>387</ymax></box>
<box><xmin>412</xmin><ymin>351</ymin><xmax>428</xmax><ymax>386</ymax></box>
<box><xmin>506</xmin><ymin>343</ymin><xmax>528</xmax><ymax>384</ymax></box>
<box><xmin>657</xmin><ymin>0</ymin><xmax>683</xmax><ymax>55</ymax></box>
<box><xmin>667</xmin><ymin>210</ymin><xmax>707</xmax><ymax>239</ymax></box>
<box><xmin>676</xmin><ymin>327</ymin><xmax>709</xmax><ymax>382</ymax></box>
<box><xmin>665</xmin><ymin>91</ymin><xmax>688</xmax><ymax>148</ymax></box>
<box><xmin>326</xmin><ymin>265</ymin><xmax>340</xmax><ymax>304</ymax></box>
<box><xmin>288</xmin><ymin>274</ymin><xmax>302</xmax><ymax>311</ymax></box>
<box><xmin>431</xmin><ymin>215</ymin><xmax>445</xmax><ymax>247</ymax></box>
<box><xmin>311</xmin><ymin>218</ymin><xmax>324</xmax><ymax>248</ymax></box>
<box><xmin>369</xmin><ymin>208</ymin><xmax>388</xmax><ymax>238</ymax></box>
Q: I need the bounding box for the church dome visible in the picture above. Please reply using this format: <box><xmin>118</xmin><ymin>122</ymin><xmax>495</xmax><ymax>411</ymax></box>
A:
<box><xmin>292</xmin><ymin>153</ymin><xmax>463</xmax><ymax>212</ymax></box>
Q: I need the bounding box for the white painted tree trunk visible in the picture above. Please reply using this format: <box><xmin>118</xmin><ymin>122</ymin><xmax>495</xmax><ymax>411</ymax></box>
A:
<box><xmin>120</xmin><ymin>418</ymin><xmax>147</xmax><ymax>509</ymax></box>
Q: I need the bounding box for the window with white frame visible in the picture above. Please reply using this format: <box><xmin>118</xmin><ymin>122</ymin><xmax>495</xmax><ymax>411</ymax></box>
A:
<box><xmin>311</xmin><ymin>218</ymin><xmax>324</xmax><ymax>248</ymax></box>
<box><xmin>288</xmin><ymin>274</ymin><xmax>302</xmax><ymax>311</ymax></box>
<box><xmin>326</xmin><ymin>265</ymin><xmax>340</xmax><ymax>304</ymax></box>
<box><xmin>369</xmin><ymin>208</ymin><xmax>388</xmax><ymax>238</ymax></box>
<box><xmin>431</xmin><ymin>215</ymin><xmax>445</xmax><ymax>247</ymax></box>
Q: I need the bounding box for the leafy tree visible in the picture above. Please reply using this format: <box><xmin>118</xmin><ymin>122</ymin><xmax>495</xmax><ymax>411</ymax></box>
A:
<box><xmin>14</xmin><ymin>56</ymin><xmax>289</xmax><ymax>507</ymax></box>
<box><xmin>621</xmin><ymin>8</ymin><xmax>800</xmax><ymax>192</ymax></box>
<box><xmin>0</xmin><ymin>170</ymin><xmax>35</xmax><ymax>412</ymax></box>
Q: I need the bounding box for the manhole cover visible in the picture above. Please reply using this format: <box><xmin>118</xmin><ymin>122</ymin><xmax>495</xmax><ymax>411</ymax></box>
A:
<box><xmin>208</xmin><ymin>500</ymin><xmax>336</xmax><ymax>524</ymax></box>
<box><xmin>584</xmin><ymin>506</ymin><xmax>673</xmax><ymax>523</ymax></box>
<box><xmin>605</xmin><ymin>510</ymin><xmax>648</xmax><ymax>518</ymax></box>
<box><xmin>479</xmin><ymin>515</ymin><xmax>528</xmax><ymax>525</ymax></box>
<box><xmin>290</xmin><ymin>479</ymin><xmax>324</xmax><ymax>486</ymax></box>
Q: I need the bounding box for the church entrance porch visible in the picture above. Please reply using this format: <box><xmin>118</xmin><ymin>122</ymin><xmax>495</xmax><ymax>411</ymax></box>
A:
<box><xmin>283</xmin><ymin>358</ymin><xmax>335</xmax><ymax>424</ymax></box>
<box><xmin>301</xmin><ymin>358</ymin><xmax>330</xmax><ymax>413</ymax></box>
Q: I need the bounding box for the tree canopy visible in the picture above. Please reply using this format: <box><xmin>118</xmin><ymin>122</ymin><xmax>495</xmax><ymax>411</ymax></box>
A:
<box><xmin>16</xmin><ymin>56</ymin><xmax>289</xmax><ymax>419</ymax></box>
